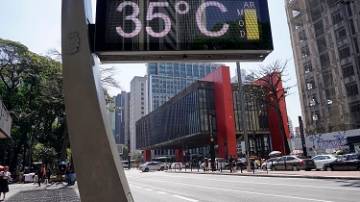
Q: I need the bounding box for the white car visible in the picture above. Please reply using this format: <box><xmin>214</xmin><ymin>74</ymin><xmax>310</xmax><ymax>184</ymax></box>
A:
<box><xmin>23</xmin><ymin>172</ymin><xmax>36</xmax><ymax>183</ymax></box>
<box><xmin>139</xmin><ymin>161</ymin><xmax>165</xmax><ymax>172</ymax></box>
<box><xmin>312</xmin><ymin>154</ymin><xmax>338</xmax><ymax>170</ymax></box>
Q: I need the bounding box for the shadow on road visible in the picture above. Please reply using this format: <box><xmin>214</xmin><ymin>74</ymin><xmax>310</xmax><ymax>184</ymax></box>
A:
<box><xmin>6</xmin><ymin>186</ymin><xmax>80</xmax><ymax>202</ymax></box>
<box><xmin>324</xmin><ymin>179</ymin><xmax>360</xmax><ymax>188</ymax></box>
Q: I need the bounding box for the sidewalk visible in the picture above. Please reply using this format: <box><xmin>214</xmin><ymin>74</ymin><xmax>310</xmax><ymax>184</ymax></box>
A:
<box><xmin>5</xmin><ymin>183</ymin><xmax>80</xmax><ymax>202</ymax></box>
<box><xmin>166</xmin><ymin>169</ymin><xmax>360</xmax><ymax>180</ymax></box>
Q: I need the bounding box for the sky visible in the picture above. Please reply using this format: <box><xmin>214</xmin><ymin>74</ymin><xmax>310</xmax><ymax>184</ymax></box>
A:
<box><xmin>0</xmin><ymin>0</ymin><xmax>302</xmax><ymax>127</ymax></box>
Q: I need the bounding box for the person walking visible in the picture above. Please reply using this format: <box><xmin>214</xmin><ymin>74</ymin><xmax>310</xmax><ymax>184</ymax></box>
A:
<box><xmin>0</xmin><ymin>166</ymin><xmax>11</xmax><ymax>201</ymax></box>
<box><xmin>37</xmin><ymin>164</ymin><xmax>46</xmax><ymax>187</ymax></box>
<box><xmin>45</xmin><ymin>166</ymin><xmax>52</xmax><ymax>185</ymax></box>
<box><xmin>229</xmin><ymin>156</ymin><xmax>234</xmax><ymax>173</ymax></box>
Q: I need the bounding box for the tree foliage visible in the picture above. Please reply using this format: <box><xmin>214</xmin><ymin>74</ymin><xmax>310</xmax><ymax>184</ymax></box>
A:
<box><xmin>0</xmin><ymin>38</ymin><xmax>66</xmax><ymax>171</ymax></box>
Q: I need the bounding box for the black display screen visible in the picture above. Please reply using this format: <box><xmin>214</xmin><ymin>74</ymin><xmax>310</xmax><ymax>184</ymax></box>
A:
<box><xmin>94</xmin><ymin>0</ymin><xmax>273</xmax><ymax>62</ymax></box>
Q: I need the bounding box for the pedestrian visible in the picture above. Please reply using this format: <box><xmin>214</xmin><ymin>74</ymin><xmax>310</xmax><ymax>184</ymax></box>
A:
<box><xmin>37</xmin><ymin>164</ymin><xmax>46</xmax><ymax>187</ymax></box>
<box><xmin>45</xmin><ymin>166</ymin><xmax>52</xmax><ymax>185</ymax></box>
<box><xmin>229</xmin><ymin>156</ymin><xmax>234</xmax><ymax>173</ymax></box>
<box><xmin>0</xmin><ymin>166</ymin><xmax>11</xmax><ymax>201</ymax></box>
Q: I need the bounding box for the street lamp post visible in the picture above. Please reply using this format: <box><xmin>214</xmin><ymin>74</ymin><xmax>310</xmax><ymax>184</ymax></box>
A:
<box><xmin>236</xmin><ymin>62</ymin><xmax>251</xmax><ymax>172</ymax></box>
<box><xmin>209</xmin><ymin>113</ymin><xmax>216</xmax><ymax>172</ymax></box>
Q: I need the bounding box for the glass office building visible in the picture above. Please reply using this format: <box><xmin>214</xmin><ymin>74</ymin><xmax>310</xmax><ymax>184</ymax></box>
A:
<box><xmin>147</xmin><ymin>63</ymin><xmax>222</xmax><ymax>112</ymax></box>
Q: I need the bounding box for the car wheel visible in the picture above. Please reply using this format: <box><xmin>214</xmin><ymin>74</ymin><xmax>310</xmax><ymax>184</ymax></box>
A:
<box><xmin>144</xmin><ymin>167</ymin><xmax>149</xmax><ymax>172</ymax></box>
<box><xmin>292</xmin><ymin>166</ymin><xmax>298</xmax><ymax>171</ymax></box>
<box><xmin>325</xmin><ymin>167</ymin><xmax>333</xmax><ymax>171</ymax></box>
<box><xmin>305</xmin><ymin>168</ymin><xmax>311</xmax><ymax>171</ymax></box>
<box><xmin>160</xmin><ymin>166</ymin><xmax>164</xmax><ymax>171</ymax></box>
<box><xmin>271</xmin><ymin>166</ymin><xmax>276</xmax><ymax>171</ymax></box>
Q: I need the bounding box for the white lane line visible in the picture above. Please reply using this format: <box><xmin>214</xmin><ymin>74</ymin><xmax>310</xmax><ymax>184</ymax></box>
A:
<box><xmin>172</xmin><ymin>194</ymin><xmax>199</xmax><ymax>202</ymax></box>
<box><xmin>151</xmin><ymin>174</ymin><xmax>359</xmax><ymax>191</ymax></box>
<box><xmin>156</xmin><ymin>191</ymin><xmax>167</xmax><ymax>195</ymax></box>
<box><xmin>132</xmin><ymin>178</ymin><xmax>335</xmax><ymax>202</ymax></box>
<box><xmin>144</xmin><ymin>188</ymin><xmax>153</xmax><ymax>192</ymax></box>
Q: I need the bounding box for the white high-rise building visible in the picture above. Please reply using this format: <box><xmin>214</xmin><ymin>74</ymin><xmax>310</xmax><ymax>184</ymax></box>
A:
<box><xmin>129</xmin><ymin>76</ymin><xmax>147</xmax><ymax>153</ymax></box>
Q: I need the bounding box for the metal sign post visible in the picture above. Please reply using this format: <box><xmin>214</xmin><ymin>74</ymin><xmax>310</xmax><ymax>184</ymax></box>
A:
<box><xmin>62</xmin><ymin>0</ymin><xmax>133</xmax><ymax>201</ymax></box>
<box><xmin>236</xmin><ymin>62</ymin><xmax>251</xmax><ymax>172</ymax></box>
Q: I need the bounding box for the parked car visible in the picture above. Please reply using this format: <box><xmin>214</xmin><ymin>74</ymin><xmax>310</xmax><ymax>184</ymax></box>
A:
<box><xmin>271</xmin><ymin>155</ymin><xmax>315</xmax><ymax>171</ymax></box>
<box><xmin>323</xmin><ymin>153</ymin><xmax>360</xmax><ymax>171</ymax></box>
<box><xmin>171</xmin><ymin>162</ymin><xmax>184</xmax><ymax>170</ymax></box>
<box><xmin>312</xmin><ymin>154</ymin><xmax>338</xmax><ymax>170</ymax></box>
<box><xmin>261</xmin><ymin>157</ymin><xmax>280</xmax><ymax>170</ymax></box>
<box><xmin>139</xmin><ymin>161</ymin><xmax>165</xmax><ymax>172</ymax></box>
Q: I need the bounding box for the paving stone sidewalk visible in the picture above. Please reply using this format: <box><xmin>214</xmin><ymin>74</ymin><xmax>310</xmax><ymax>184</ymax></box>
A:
<box><xmin>5</xmin><ymin>183</ymin><xmax>80</xmax><ymax>202</ymax></box>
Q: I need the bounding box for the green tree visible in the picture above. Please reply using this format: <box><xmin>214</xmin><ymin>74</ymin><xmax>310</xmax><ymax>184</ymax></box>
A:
<box><xmin>0</xmin><ymin>38</ymin><xmax>66</xmax><ymax>171</ymax></box>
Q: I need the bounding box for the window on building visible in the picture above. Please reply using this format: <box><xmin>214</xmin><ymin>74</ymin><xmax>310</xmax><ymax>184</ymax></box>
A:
<box><xmin>350</xmin><ymin>101</ymin><xmax>360</xmax><ymax>125</ymax></box>
<box><xmin>310</xmin><ymin>6</ymin><xmax>322</xmax><ymax>21</ymax></box>
<box><xmin>301</xmin><ymin>46</ymin><xmax>310</xmax><ymax>58</ymax></box>
<box><xmin>304</xmin><ymin>61</ymin><xmax>312</xmax><ymax>73</ymax></box>
<box><xmin>312</xmin><ymin>112</ymin><xmax>320</xmax><ymax>122</ymax></box>
<box><xmin>346</xmin><ymin>82</ymin><xmax>359</xmax><ymax>97</ymax></box>
<box><xmin>325</xmin><ymin>88</ymin><xmax>336</xmax><ymax>100</ymax></box>
<box><xmin>332</xmin><ymin>11</ymin><xmax>343</xmax><ymax>25</ymax></box>
<box><xmin>338</xmin><ymin>46</ymin><xmax>351</xmax><ymax>59</ymax></box>
<box><xmin>306</xmin><ymin>80</ymin><xmax>315</xmax><ymax>90</ymax></box>
<box><xmin>353</xmin><ymin>38</ymin><xmax>359</xmax><ymax>53</ymax></box>
<box><xmin>314</xmin><ymin>21</ymin><xmax>324</xmax><ymax>37</ymax></box>
<box><xmin>298</xmin><ymin>30</ymin><xmax>307</xmax><ymax>41</ymax></box>
<box><xmin>309</xmin><ymin>96</ymin><xmax>318</xmax><ymax>107</ymax></box>
<box><xmin>320</xmin><ymin>53</ymin><xmax>330</xmax><ymax>69</ymax></box>
<box><xmin>347</xmin><ymin>4</ymin><xmax>353</xmax><ymax>17</ymax></box>
<box><xmin>323</xmin><ymin>72</ymin><xmax>333</xmax><ymax>87</ymax></box>
<box><xmin>317</xmin><ymin>36</ymin><xmax>327</xmax><ymax>53</ymax></box>
<box><xmin>342</xmin><ymin>64</ymin><xmax>355</xmax><ymax>78</ymax></box>
<box><xmin>350</xmin><ymin>19</ymin><xmax>356</xmax><ymax>35</ymax></box>
<box><xmin>335</xmin><ymin>27</ymin><xmax>347</xmax><ymax>41</ymax></box>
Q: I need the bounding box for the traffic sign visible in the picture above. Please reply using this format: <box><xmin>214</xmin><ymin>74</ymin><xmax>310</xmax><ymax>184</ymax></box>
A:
<box><xmin>94</xmin><ymin>0</ymin><xmax>273</xmax><ymax>62</ymax></box>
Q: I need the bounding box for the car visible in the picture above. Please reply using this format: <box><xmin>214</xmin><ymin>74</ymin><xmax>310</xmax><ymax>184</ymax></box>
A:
<box><xmin>271</xmin><ymin>155</ymin><xmax>316</xmax><ymax>171</ymax></box>
<box><xmin>311</xmin><ymin>154</ymin><xmax>338</xmax><ymax>170</ymax></box>
<box><xmin>171</xmin><ymin>162</ymin><xmax>184</xmax><ymax>170</ymax></box>
<box><xmin>261</xmin><ymin>157</ymin><xmax>280</xmax><ymax>170</ymax></box>
<box><xmin>323</xmin><ymin>153</ymin><xmax>360</xmax><ymax>171</ymax></box>
<box><xmin>139</xmin><ymin>161</ymin><xmax>165</xmax><ymax>172</ymax></box>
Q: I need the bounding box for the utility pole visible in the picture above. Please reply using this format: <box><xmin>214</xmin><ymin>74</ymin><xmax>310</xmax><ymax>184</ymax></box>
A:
<box><xmin>209</xmin><ymin>113</ymin><xmax>216</xmax><ymax>172</ymax></box>
<box><xmin>236</xmin><ymin>62</ymin><xmax>251</xmax><ymax>172</ymax></box>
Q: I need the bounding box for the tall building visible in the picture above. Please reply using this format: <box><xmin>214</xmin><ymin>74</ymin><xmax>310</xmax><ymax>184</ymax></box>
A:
<box><xmin>124</xmin><ymin>92</ymin><xmax>131</xmax><ymax>148</ymax></box>
<box><xmin>286</xmin><ymin>0</ymin><xmax>360</xmax><ymax>134</ymax></box>
<box><xmin>147</xmin><ymin>63</ymin><xmax>222</xmax><ymax>112</ymax></box>
<box><xmin>130</xmin><ymin>76</ymin><xmax>148</xmax><ymax>153</ymax></box>
<box><xmin>114</xmin><ymin>92</ymin><xmax>129</xmax><ymax>145</ymax></box>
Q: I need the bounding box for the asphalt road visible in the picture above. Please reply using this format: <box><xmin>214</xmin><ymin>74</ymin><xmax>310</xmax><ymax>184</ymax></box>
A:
<box><xmin>125</xmin><ymin>169</ymin><xmax>360</xmax><ymax>202</ymax></box>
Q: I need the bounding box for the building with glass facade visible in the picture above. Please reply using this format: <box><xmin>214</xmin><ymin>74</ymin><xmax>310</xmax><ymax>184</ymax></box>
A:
<box><xmin>147</xmin><ymin>63</ymin><xmax>222</xmax><ymax>112</ymax></box>
<box><xmin>136</xmin><ymin>66</ymin><xmax>290</xmax><ymax>161</ymax></box>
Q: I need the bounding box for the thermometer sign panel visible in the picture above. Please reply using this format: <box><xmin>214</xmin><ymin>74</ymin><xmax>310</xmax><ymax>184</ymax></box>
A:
<box><xmin>94</xmin><ymin>0</ymin><xmax>273</xmax><ymax>62</ymax></box>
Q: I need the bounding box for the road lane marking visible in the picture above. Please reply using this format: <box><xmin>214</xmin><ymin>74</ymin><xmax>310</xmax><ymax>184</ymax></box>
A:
<box><xmin>144</xmin><ymin>188</ymin><xmax>153</xmax><ymax>192</ymax></box>
<box><xmin>172</xmin><ymin>194</ymin><xmax>199</xmax><ymax>202</ymax></box>
<box><xmin>148</xmin><ymin>173</ymin><xmax>360</xmax><ymax>191</ymax></box>
<box><xmin>156</xmin><ymin>191</ymin><xmax>166</xmax><ymax>194</ymax></box>
<box><xmin>132</xmin><ymin>178</ymin><xmax>335</xmax><ymax>202</ymax></box>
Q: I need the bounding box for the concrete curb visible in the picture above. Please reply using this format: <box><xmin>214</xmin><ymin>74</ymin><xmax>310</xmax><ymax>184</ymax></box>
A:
<box><xmin>165</xmin><ymin>171</ymin><xmax>360</xmax><ymax>181</ymax></box>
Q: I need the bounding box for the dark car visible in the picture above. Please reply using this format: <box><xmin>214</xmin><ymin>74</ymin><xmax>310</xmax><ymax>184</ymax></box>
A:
<box><xmin>271</xmin><ymin>155</ymin><xmax>316</xmax><ymax>171</ymax></box>
<box><xmin>323</xmin><ymin>153</ymin><xmax>360</xmax><ymax>171</ymax></box>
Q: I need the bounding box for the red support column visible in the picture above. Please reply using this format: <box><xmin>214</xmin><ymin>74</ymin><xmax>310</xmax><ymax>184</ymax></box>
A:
<box><xmin>202</xmin><ymin>66</ymin><xmax>237</xmax><ymax>159</ymax></box>
<box><xmin>144</xmin><ymin>150</ymin><xmax>151</xmax><ymax>162</ymax></box>
<box><xmin>175</xmin><ymin>149</ymin><xmax>184</xmax><ymax>162</ymax></box>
